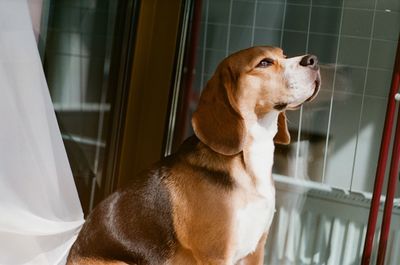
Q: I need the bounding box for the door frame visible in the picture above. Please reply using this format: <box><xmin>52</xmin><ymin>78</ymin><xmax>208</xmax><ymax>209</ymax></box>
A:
<box><xmin>99</xmin><ymin>0</ymin><xmax>189</xmax><ymax>203</ymax></box>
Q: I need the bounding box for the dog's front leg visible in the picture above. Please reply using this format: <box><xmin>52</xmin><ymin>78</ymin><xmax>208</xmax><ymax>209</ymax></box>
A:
<box><xmin>236</xmin><ymin>233</ymin><xmax>268</xmax><ymax>265</ymax></box>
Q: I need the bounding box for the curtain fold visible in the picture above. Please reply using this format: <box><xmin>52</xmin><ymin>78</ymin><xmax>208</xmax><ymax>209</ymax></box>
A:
<box><xmin>0</xmin><ymin>0</ymin><xmax>84</xmax><ymax>264</ymax></box>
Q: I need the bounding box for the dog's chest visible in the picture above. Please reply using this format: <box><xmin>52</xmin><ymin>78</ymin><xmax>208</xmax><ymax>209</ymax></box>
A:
<box><xmin>233</xmin><ymin>138</ymin><xmax>276</xmax><ymax>262</ymax></box>
<box><xmin>234</xmin><ymin>188</ymin><xmax>275</xmax><ymax>262</ymax></box>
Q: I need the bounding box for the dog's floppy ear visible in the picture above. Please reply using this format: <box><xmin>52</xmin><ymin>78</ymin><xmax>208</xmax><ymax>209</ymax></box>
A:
<box><xmin>192</xmin><ymin>66</ymin><xmax>246</xmax><ymax>155</ymax></box>
<box><xmin>274</xmin><ymin>112</ymin><xmax>290</xmax><ymax>145</ymax></box>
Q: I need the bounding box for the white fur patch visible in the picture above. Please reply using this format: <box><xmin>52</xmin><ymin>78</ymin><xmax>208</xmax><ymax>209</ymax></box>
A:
<box><xmin>234</xmin><ymin>188</ymin><xmax>275</xmax><ymax>262</ymax></box>
<box><xmin>233</xmin><ymin>111</ymin><xmax>278</xmax><ymax>262</ymax></box>
<box><xmin>247</xmin><ymin>112</ymin><xmax>278</xmax><ymax>193</ymax></box>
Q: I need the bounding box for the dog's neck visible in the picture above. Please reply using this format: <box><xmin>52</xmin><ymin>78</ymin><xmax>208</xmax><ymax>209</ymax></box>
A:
<box><xmin>242</xmin><ymin>111</ymin><xmax>279</xmax><ymax>193</ymax></box>
<box><xmin>249</xmin><ymin>111</ymin><xmax>280</xmax><ymax>141</ymax></box>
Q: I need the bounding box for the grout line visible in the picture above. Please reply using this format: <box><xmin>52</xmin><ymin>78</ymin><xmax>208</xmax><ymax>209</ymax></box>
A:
<box><xmin>322</xmin><ymin>0</ymin><xmax>346</xmax><ymax>183</ymax></box>
<box><xmin>279</xmin><ymin>0</ymin><xmax>287</xmax><ymax>47</ymax></box>
<box><xmin>305</xmin><ymin>0</ymin><xmax>313</xmax><ymax>53</ymax></box>
<box><xmin>93</xmin><ymin>82</ymin><xmax>108</xmax><ymax>176</ymax></box>
<box><xmin>52</xmin><ymin>3</ymin><xmax>109</xmax><ymax>12</ymax></box>
<box><xmin>90</xmin><ymin>6</ymin><xmax>117</xmax><ymax>211</ymax></box>
<box><xmin>294</xmin><ymin>0</ymin><xmax>313</xmax><ymax>179</ymax></box>
<box><xmin>203</xmin><ymin>22</ymin><xmax>397</xmax><ymax>43</ymax></box>
<box><xmin>326</xmin><ymin>90</ymin><xmax>389</xmax><ymax>100</ymax></box>
<box><xmin>44</xmin><ymin>28</ymin><xmax>116</xmax><ymax>37</ymax></box>
<box><xmin>225</xmin><ymin>0</ymin><xmax>234</xmax><ymax>57</ymax></box>
<box><xmin>198</xmin><ymin>53</ymin><xmax>394</xmax><ymax>79</ymax></box>
<box><xmin>295</xmin><ymin>106</ymin><xmax>304</xmax><ymax>179</ymax></box>
<box><xmin>349</xmin><ymin>0</ymin><xmax>379</xmax><ymax>191</ymax></box>
<box><xmin>199</xmin><ymin>47</ymin><xmax>393</xmax><ymax>70</ymax></box>
<box><xmin>200</xmin><ymin>0</ymin><xmax>210</xmax><ymax>91</ymax></box>
<box><xmin>89</xmin><ymin>177</ymin><xmax>96</xmax><ymax>208</ymax></box>
<box><xmin>53</xmin><ymin>102</ymin><xmax>111</xmax><ymax>111</ymax></box>
<box><xmin>62</xmin><ymin>133</ymin><xmax>106</xmax><ymax>147</ymax></box>
<box><xmin>44</xmin><ymin>51</ymin><xmax>108</xmax><ymax>59</ymax></box>
<box><xmin>250</xmin><ymin>0</ymin><xmax>258</xmax><ymax>46</ymax></box>
<box><xmin>208</xmin><ymin>22</ymin><xmax>283</xmax><ymax>30</ymax></box>
<box><xmin>227</xmin><ymin>0</ymin><xmax>397</xmax><ymax>13</ymax></box>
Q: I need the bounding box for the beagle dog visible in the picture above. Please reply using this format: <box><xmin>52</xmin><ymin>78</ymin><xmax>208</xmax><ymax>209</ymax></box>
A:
<box><xmin>67</xmin><ymin>46</ymin><xmax>320</xmax><ymax>265</ymax></box>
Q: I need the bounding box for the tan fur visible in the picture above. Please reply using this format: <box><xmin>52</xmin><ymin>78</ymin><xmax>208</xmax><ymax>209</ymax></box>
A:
<box><xmin>192</xmin><ymin>47</ymin><xmax>291</xmax><ymax>157</ymax></box>
<box><xmin>274</xmin><ymin>112</ymin><xmax>290</xmax><ymax>145</ymax></box>
<box><xmin>192</xmin><ymin>66</ymin><xmax>246</xmax><ymax>156</ymax></box>
<box><xmin>165</xmin><ymin>144</ymin><xmax>237</xmax><ymax>264</ymax></box>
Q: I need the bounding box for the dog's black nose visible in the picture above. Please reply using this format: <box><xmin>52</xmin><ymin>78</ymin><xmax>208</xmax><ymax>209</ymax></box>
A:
<box><xmin>300</xmin><ymin>55</ymin><xmax>318</xmax><ymax>70</ymax></box>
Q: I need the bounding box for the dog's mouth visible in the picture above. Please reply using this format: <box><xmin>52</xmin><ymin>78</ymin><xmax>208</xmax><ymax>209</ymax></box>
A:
<box><xmin>276</xmin><ymin>74</ymin><xmax>321</xmax><ymax>111</ymax></box>
<box><xmin>305</xmin><ymin>75</ymin><xmax>321</xmax><ymax>103</ymax></box>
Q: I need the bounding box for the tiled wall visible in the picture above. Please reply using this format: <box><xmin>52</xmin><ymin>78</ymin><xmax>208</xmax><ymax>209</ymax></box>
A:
<box><xmin>193</xmin><ymin>0</ymin><xmax>400</xmax><ymax>194</ymax></box>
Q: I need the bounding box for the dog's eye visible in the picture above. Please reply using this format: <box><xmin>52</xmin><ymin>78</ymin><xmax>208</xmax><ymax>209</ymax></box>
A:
<box><xmin>256</xmin><ymin>58</ymin><xmax>274</xmax><ymax>68</ymax></box>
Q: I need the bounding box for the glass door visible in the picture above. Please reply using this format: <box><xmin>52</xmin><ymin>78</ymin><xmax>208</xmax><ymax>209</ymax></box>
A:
<box><xmin>37</xmin><ymin>0</ymin><xmax>138</xmax><ymax>214</ymax></box>
<box><xmin>170</xmin><ymin>0</ymin><xmax>400</xmax><ymax>264</ymax></box>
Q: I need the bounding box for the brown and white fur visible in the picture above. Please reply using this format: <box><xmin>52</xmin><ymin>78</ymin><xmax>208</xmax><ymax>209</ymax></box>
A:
<box><xmin>67</xmin><ymin>46</ymin><xmax>320</xmax><ymax>265</ymax></box>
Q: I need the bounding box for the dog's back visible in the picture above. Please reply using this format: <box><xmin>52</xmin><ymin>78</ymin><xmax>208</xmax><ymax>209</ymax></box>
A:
<box><xmin>67</xmin><ymin>157</ymin><xmax>178</xmax><ymax>264</ymax></box>
<box><xmin>67</xmin><ymin>136</ymin><xmax>230</xmax><ymax>265</ymax></box>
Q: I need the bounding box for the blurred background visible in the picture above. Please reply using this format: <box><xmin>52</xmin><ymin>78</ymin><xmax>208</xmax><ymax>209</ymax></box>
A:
<box><xmin>30</xmin><ymin>0</ymin><xmax>399</xmax><ymax>264</ymax></box>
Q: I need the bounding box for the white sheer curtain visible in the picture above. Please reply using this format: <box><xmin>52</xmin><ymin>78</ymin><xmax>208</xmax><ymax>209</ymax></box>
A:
<box><xmin>0</xmin><ymin>0</ymin><xmax>84</xmax><ymax>264</ymax></box>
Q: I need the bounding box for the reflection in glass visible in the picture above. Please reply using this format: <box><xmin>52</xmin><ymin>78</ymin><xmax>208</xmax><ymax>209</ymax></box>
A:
<box><xmin>173</xmin><ymin>0</ymin><xmax>400</xmax><ymax>264</ymax></box>
<box><xmin>40</xmin><ymin>0</ymin><xmax>120</xmax><ymax>212</ymax></box>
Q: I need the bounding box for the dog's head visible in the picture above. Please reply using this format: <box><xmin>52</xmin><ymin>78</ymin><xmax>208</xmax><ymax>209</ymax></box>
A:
<box><xmin>192</xmin><ymin>46</ymin><xmax>321</xmax><ymax>155</ymax></box>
